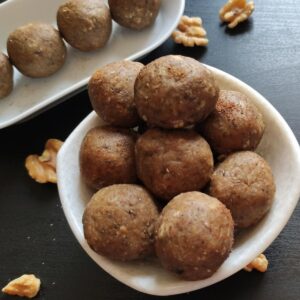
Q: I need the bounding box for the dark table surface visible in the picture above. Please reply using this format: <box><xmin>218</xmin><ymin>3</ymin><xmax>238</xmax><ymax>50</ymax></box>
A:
<box><xmin>1</xmin><ymin>0</ymin><xmax>300</xmax><ymax>299</ymax></box>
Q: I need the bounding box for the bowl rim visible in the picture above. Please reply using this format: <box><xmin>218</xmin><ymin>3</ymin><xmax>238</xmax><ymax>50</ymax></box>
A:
<box><xmin>57</xmin><ymin>64</ymin><xmax>300</xmax><ymax>296</ymax></box>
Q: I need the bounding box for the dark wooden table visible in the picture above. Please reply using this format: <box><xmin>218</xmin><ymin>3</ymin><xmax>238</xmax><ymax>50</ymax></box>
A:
<box><xmin>1</xmin><ymin>0</ymin><xmax>300</xmax><ymax>299</ymax></box>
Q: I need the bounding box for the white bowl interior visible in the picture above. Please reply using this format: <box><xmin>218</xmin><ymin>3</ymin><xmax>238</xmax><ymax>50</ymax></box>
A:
<box><xmin>0</xmin><ymin>0</ymin><xmax>185</xmax><ymax>128</ymax></box>
<box><xmin>57</xmin><ymin>65</ymin><xmax>300</xmax><ymax>296</ymax></box>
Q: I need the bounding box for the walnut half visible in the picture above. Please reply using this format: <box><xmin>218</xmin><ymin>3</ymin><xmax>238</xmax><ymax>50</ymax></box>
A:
<box><xmin>172</xmin><ymin>15</ymin><xmax>208</xmax><ymax>47</ymax></box>
<box><xmin>25</xmin><ymin>139</ymin><xmax>63</xmax><ymax>184</ymax></box>
<box><xmin>2</xmin><ymin>274</ymin><xmax>41</xmax><ymax>298</ymax></box>
<box><xmin>244</xmin><ymin>253</ymin><xmax>268</xmax><ymax>272</ymax></box>
<box><xmin>219</xmin><ymin>0</ymin><xmax>255</xmax><ymax>29</ymax></box>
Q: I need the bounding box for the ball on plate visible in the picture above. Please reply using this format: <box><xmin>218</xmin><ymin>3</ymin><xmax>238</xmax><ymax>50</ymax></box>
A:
<box><xmin>80</xmin><ymin>126</ymin><xmax>137</xmax><ymax>190</ymax></box>
<box><xmin>209</xmin><ymin>151</ymin><xmax>276</xmax><ymax>228</ymax></box>
<box><xmin>7</xmin><ymin>23</ymin><xmax>66</xmax><ymax>78</ymax></box>
<box><xmin>57</xmin><ymin>0</ymin><xmax>112</xmax><ymax>51</ymax></box>
<box><xmin>135</xmin><ymin>55</ymin><xmax>219</xmax><ymax>128</ymax></box>
<box><xmin>0</xmin><ymin>52</ymin><xmax>13</xmax><ymax>99</ymax></box>
<box><xmin>155</xmin><ymin>192</ymin><xmax>234</xmax><ymax>280</ymax></box>
<box><xmin>108</xmin><ymin>0</ymin><xmax>161</xmax><ymax>30</ymax></box>
<box><xmin>135</xmin><ymin>128</ymin><xmax>213</xmax><ymax>201</ymax></box>
<box><xmin>89</xmin><ymin>61</ymin><xmax>144</xmax><ymax>127</ymax></box>
<box><xmin>201</xmin><ymin>90</ymin><xmax>265</xmax><ymax>155</ymax></box>
<box><xmin>83</xmin><ymin>184</ymin><xmax>160</xmax><ymax>261</ymax></box>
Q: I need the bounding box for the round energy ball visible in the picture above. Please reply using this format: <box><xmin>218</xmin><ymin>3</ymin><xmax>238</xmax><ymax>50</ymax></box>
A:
<box><xmin>0</xmin><ymin>52</ymin><xmax>13</xmax><ymax>99</ymax></box>
<box><xmin>155</xmin><ymin>192</ymin><xmax>234</xmax><ymax>280</ymax></box>
<box><xmin>209</xmin><ymin>151</ymin><xmax>276</xmax><ymax>228</ymax></box>
<box><xmin>57</xmin><ymin>0</ymin><xmax>112</xmax><ymax>51</ymax></box>
<box><xmin>201</xmin><ymin>90</ymin><xmax>265</xmax><ymax>155</ymax></box>
<box><xmin>135</xmin><ymin>55</ymin><xmax>219</xmax><ymax>128</ymax></box>
<box><xmin>7</xmin><ymin>23</ymin><xmax>66</xmax><ymax>78</ymax></box>
<box><xmin>80</xmin><ymin>126</ymin><xmax>137</xmax><ymax>190</ymax></box>
<box><xmin>83</xmin><ymin>184</ymin><xmax>160</xmax><ymax>261</ymax></box>
<box><xmin>89</xmin><ymin>61</ymin><xmax>144</xmax><ymax>127</ymax></box>
<box><xmin>108</xmin><ymin>0</ymin><xmax>161</xmax><ymax>30</ymax></box>
<box><xmin>135</xmin><ymin>128</ymin><xmax>214</xmax><ymax>201</ymax></box>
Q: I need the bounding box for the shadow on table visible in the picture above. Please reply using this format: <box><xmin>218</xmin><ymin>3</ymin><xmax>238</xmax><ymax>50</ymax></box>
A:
<box><xmin>222</xmin><ymin>19</ymin><xmax>254</xmax><ymax>36</ymax></box>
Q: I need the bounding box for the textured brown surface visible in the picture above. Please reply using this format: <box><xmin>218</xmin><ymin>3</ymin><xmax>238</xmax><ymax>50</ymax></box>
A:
<box><xmin>155</xmin><ymin>192</ymin><xmax>234</xmax><ymax>280</ymax></box>
<box><xmin>89</xmin><ymin>61</ymin><xmax>144</xmax><ymax>127</ymax></box>
<box><xmin>57</xmin><ymin>0</ymin><xmax>112</xmax><ymax>51</ymax></box>
<box><xmin>135</xmin><ymin>55</ymin><xmax>219</xmax><ymax>128</ymax></box>
<box><xmin>209</xmin><ymin>151</ymin><xmax>276</xmax><ymax>228</ymax></box>
<box><xmin>108</xmin><ymin>0</ymin><xmax>161</xmax><ymax>30</ymax></box>
<box><xmin>7</xmin><ymin>23</ymin><xmax>66</xmax><ymax>78</ymax></box>
<box><xmin>79</xmin><ymin>126</ymin><xmax>137</xmax><ymax>190</ymax></box>
<box><xmin>201</xmin><ymin>90</ymin><xmax>265</xmax><ymax>155</ymax></box>
<box><xmin>0</xmin><ymin>52</ymin><xmax>13</xmax><ymax>99</ymax></box>
<box><xmin>135</xmin><ymin>128</ymin><xmax>213</xmax><ymax>201</ymax></box>
<box><xmin>83</xmin><ymin>184</ymin><xmax>159</xmax><ymax>261</ymax></box>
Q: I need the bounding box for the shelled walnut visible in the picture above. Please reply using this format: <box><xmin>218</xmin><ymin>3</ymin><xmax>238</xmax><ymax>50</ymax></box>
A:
<box><xmin>244</xmin><ymin>254</ymin><xmax>268</xmax><ymax>272</ymax></box>
<box><xmin>2</xmin><ymin>274</ymin><xmax>41</xmax><ymax>298</ymax></box>
<box><xmin>219</xmin><ymin>0</ymin><xmax>255</xmax><ymax>29</ymax></box>
<box><xmin>25</xmin><ymin>139</ymin><xmax>63</xmax><ymax>184</ymax></box>
<box><xmin>172</xmin><ymin>15</ymin><xmax>208</xmax><ymax>47</ymax></box>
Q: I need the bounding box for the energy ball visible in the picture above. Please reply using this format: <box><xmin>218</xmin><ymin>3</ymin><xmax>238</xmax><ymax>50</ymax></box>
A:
<box><xmin>83</xmin><ymin>184</ymin><xmax>160</xmax><ymax>261</ymax></box>
<box><xmin>80</xmin><ymin>126</ymin><xmax>137</xmax><ymax>190</ymax></box>
<box><xmin>89</xmin><ymin>61</ymin><xmax>144</xmax><ymax>127</ymax></box>
<box><xmin>7</xmin><ymin>23</ymin><xmax>66</xmax><ymax>78</ymax></box>
<box><xmin>209</xmin><ymin>151</ymin><xmax>276</xmax><ymax>228</ymax></box>
<box><xmin>108</xmin><ymin>0</ymin><xmax>161</xmax><ymax>30</ymax></box>
<box><xmin>201</xmin><ymin>90</ymin><xmax>265</xmax><ymax>155</ymax></box>
<box><xmin>155</xmin><ymin>192</ymin><xmax>234</xmax><ymax>280</ymax></box>
<box><xmin>135</xmin><ymin>55</ymin><xmax>219</xmax><ymax>128</ymax></box>
<box><xmin>135</xmin><ymin>128</ymin><xmax>213</xmax><ymax>201</ymax></box>
<box><xmin>57</xmin><ymin>0</ymin><xmax>112</xmax><ymax>51</ymax></box>
<box><xmin>0</xmin><ymin>52</ymin><xmax>13</xmax><ymax>99</ymax></box>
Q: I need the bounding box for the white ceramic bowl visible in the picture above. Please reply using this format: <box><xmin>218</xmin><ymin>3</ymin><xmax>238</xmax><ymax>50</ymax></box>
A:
<box><xmin>57</xmin><ymin>65</ymin><xmax>300</xmax><ymax>296</ymax></box>
<box><xmin>0</xmin><ymin>0</ymin><xmax>184</xmax><ymax>129</ymax></box>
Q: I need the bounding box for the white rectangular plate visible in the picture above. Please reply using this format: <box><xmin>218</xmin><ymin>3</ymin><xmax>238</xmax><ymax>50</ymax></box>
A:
<box><xmin>0</xmin><ymin>0</ymin><xmax>185</xmax><ymax>129</ymax></box>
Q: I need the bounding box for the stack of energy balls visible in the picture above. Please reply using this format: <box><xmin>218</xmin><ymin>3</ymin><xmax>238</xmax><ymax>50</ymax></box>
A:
<box><xmin>81</xmin><ymin>55</ymin><xmax>275</xmax><ymax>280</ymax></box>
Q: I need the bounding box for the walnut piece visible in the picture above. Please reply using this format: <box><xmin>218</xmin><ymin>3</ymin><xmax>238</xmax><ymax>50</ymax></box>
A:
<box><xmin>25</xmin><ymin>139</ymin><xmax>63</xmax><ymax>184</ymax></box>
<box><xmin>172</xmin><ymin>15</ymin><xmax>208</xmax><ymax>47</ymax></box>
<box><xmin>2</xmin><ymin>274</ymin><xmax>41</xmax><ymax>298</ymax></box>
<box><xmin>244</xmin><ymin>253</ymin><xmax>268</xmax><ymax>272</ymax></box>
<box><xmin>219</xmin><ymin>0</ymin><xmax>255</xmax><ymax>29</ymax></box>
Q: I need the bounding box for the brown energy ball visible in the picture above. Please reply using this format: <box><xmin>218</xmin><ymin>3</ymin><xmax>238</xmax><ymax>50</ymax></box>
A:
<box><xmin>7</xmin><ymin>23</ymin><xmax>66</xmax><ymax>78</ymax></box>
<box><xmin>0</xmin><ymin>52</ymin><xmax>13</xmax><ymax>99</ymax></box>
<box><xmin>209</xmin><ymin>151</ymin><xmax>276</xmax><ymax>228</ymax></box>
<box><xmin>135</xmin><ymin>128</ymin><xmax>213</xmax><ymax>201</ymax></box>
<box><xmin>80</xmin><ymin>126</ymin><xmax>137</xmax><ymax>190</ymax></box>
<box><xmin>201</xmin><ymin>90</ymin><xmax>265</xmax><ymax>155</ymax></box>
<box><xmin>89</xmin><ymin>61</ymin><xmax>144</xmax><ymax>127</ymax></box>
<box><xmin>83</xmin><ymin>184</ymin><xmax>160</xmax><ymax>261</ymax></box>
<box><xmin>135</xmin><ymin>55</ymin><xmax>219</xmax><ymax>128</ymax></box>
<box><xmin>155</xmin><ymin>192</ymin><xmax>234</xmax><ymax>280</ymax></box>
<box><xmin>108</xmin><ymin>0</ymin><xmax>161</xmax><ymax>30</ymax></box>
<box><xmin>57</xmin><ymin>0</ymin><xmax>112</xmax><ymax>51</ymax></box>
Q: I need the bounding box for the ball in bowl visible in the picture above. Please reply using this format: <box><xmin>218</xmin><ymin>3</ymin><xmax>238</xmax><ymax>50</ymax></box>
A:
<box><xmin>0</xmin><ymin>52</ymin><xmax>13</xmax><ymax>99</ymax></box>
<box><xmin>135</xmin><ymin>128</ymin><xmax>213</xmax><ymax>201</ymax></box>
<box><xmin>209</xmin><ymin>151</ymin><xmax>276</xmax><ymax>228</ymax></box>
<box><xmin>83</xmin><ymin>184</ymin><xmax>159</xmax><ymax>261</ymax></box>
<box><xmin>201</xmin><ymin>90</ymin><xmax>265</xmax><ymax>155</ymax></box>
<box><xmin>57</xmin><ymin>0</ymin><xmax>112</xmax><ymax>51</ymax></box>
<box><xmin>108</xmin><ymin>0</ymin><xmax>161</xmax><ymax>30</ymax></box>
<box><xmin>89</xmin><ymin>61</ymin><xmax>144</xmax><ymax>127</ymax></box>
<box><xmin>135</xmin><ymin>55</ymin><xmax>219</xmax><ymax>128</ymax></box>
<box><xmin>7</xmin><ymin>23</ymin><xmax>66</xmax><ymax>78</ymax></box>
<box><xmin>155</xmin><ymin>192</ymin><xmax>234</xmax><ymax>280</ymax></box>
<box><xmin>80</xmin><ymin>126</ymin><xmax>137</xmax><ymax>190</ymax></box>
